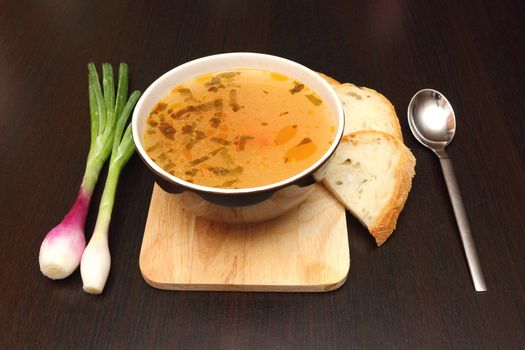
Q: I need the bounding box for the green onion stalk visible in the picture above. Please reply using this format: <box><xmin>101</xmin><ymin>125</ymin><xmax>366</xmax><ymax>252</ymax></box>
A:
<box><xmin>80</xmin><ymin>87</ymin><xmax>140</xmax><ymax>294</ymax></box>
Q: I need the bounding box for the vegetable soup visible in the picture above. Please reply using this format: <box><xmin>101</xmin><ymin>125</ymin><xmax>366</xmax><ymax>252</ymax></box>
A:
<box><xmin>143</xmin><ymin>69</ymin><xmax>335</xmax><ymax>188</ymax></box>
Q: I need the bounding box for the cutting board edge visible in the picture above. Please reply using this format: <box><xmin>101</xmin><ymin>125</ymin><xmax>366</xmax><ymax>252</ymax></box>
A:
<box><xmin>140</xmin><ymin>268</ymin><xmax>349</xmax><ymax>292</ymax></box>
<box><xmin>139</xmin><ymin>232</ymin><xmax>351</xmax><ymax>292</ymax></box>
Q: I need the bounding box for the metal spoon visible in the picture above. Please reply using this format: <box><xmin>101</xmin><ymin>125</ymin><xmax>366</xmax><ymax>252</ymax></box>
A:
<box><xmin>408</xmin><ymin>89</ymin><xmax>487</xmax><ymax>292</ymax></box>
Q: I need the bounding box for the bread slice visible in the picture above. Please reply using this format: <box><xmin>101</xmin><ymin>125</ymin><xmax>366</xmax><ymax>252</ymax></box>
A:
<box><xmin>323</xmin><ymin>131</ymin><xmax>415</xmax><ymax>246</ymax></box>
<box><xmin>335</xmin><ymin>83</ymin><xmax>403</xmax><ymax>141</ymax></box>
<box><xmin>317</xmin><ymin>72</ymin><xmax>341</xmax><ymax>87</ymax></box>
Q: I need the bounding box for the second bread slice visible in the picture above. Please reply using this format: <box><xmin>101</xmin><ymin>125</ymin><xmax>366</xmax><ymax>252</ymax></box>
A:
<box><xmin>335</xmin><ymin>83</ymin><xmax>403</xmax><ymax>140</ymax></box>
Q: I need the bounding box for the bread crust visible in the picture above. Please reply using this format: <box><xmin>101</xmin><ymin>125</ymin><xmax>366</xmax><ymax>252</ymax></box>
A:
<box><xmin>317</xmin><ymin>72</ymin><xmax>342</xmax><ymax>87</ymax></box>
<box><xmin>336</xmin><ymin>83</ymin><xmax>404</xmax><ymax>141</ymax></box>
<box><xmin>368</xmin><ymin>133</ymin><xmax>415</xmax><ymax>245</ymax></box>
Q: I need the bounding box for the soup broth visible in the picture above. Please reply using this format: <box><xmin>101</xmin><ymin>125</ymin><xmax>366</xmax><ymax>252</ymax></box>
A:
<box><xmin>143</xmin><ymin>69</ymin><xmax>335</xmax><ymax>189</ymax></box>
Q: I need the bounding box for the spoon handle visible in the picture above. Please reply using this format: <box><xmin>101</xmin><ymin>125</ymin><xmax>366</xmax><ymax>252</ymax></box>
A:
<box><xmin>439</xmin><ymin>156</ymin><xmax>487</xmax><ymax>292</ymax></box>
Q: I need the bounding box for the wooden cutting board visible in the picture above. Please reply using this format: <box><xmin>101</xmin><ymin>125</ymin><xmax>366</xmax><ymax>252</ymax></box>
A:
<box><xmin>139</xmin><ymin>183</ymin><xmax>350</xmax><ymax>292</ymax></box>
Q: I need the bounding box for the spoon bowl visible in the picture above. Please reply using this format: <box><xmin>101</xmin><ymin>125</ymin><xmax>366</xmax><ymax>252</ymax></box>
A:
<box><xmin>408</xmin><ymin>89</ymin><xmax>456</xmax><ymax>155</ymax></box>
<box><xmin>407</xmin><ymin>89</ymin><xmax>487</xmax><ymax>292</ymax></box>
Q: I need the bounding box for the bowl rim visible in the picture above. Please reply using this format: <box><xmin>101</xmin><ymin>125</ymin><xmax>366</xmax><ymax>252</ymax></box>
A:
<box><xmin>132</xmin><ymin>52</ymin><xmax>344</xmax><ymax>195</ymax></box>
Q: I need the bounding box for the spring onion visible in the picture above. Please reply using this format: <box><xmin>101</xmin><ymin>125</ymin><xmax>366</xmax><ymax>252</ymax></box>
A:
<box><xmin>39</xmin><ymin>63</ymin><xmax>131</xmax><ymax>280</ymax></box>
<box><xmin>80</xmin><ymin>88</ymin><xmax>140</xmax><ymax>294</ymax></box>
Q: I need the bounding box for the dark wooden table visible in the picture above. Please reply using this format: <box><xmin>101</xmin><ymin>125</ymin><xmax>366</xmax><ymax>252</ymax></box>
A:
<box><xmin>2</xmin><ymin>1</ymin><xmax>524</xmax><ymax>348</ymax></box>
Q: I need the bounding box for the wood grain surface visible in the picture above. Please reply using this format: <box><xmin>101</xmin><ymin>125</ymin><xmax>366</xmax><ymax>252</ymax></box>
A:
<box><xmin>1</xmin><ymin>0</ymin><xmax>524</xmax><ymax>349</ymax></box>
<box><xmin>140</xmin><ymin>184</ymin><xmax>349</xmax><ymax>292</ymax></box>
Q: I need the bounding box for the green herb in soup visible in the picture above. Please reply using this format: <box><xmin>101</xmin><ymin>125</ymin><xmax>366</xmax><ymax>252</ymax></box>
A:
<box><xmin>143</xmin><ymin>69</ymin><xmax>335</xmax><ymax>188</ymax></box>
